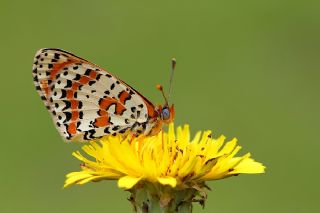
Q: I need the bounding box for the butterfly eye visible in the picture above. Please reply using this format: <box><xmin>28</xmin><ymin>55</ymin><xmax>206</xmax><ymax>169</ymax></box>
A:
<box><xmin>161</xmin><ymin>107</ymin><xmax>170</xmax><ymax>120</ymax></box>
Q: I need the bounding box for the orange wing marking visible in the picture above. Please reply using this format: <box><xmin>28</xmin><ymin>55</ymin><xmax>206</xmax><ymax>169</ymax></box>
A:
<box><xmin>118</xmin><ymin>91</ymin><xmax>131</xmax><ymax>105</ymax></box>
<box><xmin>99</xmin><ymin>97</ymin><xmax>126</xmax><ymax>115</ymax></box>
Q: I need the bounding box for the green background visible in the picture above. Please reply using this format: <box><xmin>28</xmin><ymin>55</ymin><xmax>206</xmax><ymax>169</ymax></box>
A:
<box><xmin>1</xmin><ymin>0</ymin><xmax>319</xmax><ymax>212</ymax></box>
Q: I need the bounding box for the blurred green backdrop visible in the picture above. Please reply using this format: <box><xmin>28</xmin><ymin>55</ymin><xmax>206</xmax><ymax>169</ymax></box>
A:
<box><xmin>1</xmin><ymin>0</ymin><xmax>319</xmax><ymax>212</ymax></box>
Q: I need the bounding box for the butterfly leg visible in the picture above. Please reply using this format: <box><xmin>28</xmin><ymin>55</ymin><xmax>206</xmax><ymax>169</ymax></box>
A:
<box><xmin>129</xmin><ymin>134</ymin><xmax>136</xmax><ymax>143</ymax></box>
<box><xmin>161</xmin><ymin>130</ymin><xmax>165</xmax><ymax>149</ymax></box>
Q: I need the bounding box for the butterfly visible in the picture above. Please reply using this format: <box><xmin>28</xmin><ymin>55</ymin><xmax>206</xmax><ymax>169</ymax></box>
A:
<box><xmin>32</xmin><ymin>48</ymin><xmax>175</xmax><ymax>142</ymax></box>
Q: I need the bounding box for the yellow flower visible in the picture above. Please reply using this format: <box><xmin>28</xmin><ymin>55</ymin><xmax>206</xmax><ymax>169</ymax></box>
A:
<box><xmin>64</xmin><ymin>123</ymin><xmax>265</xmax><ymax>212</ymax></box>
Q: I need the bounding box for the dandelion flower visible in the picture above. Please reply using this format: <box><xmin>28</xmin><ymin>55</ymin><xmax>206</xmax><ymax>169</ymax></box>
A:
<box><xmin>64</xmin><ymin>123</ymin><xmax>265</xmax><ymax>212</ymax></box>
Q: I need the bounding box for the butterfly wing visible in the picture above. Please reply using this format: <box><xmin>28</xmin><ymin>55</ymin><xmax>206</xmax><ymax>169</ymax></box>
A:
<box><xmin>33</xmin><ymin>48</ymin><xmax>157</xmax><ymax>142</ymax></box>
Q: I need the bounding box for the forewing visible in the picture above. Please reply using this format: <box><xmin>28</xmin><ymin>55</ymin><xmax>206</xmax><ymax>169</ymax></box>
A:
<box><xmin>32</xmin><ymin>48</ymin><xmax>153</xmax><ymax>142</ymax></box>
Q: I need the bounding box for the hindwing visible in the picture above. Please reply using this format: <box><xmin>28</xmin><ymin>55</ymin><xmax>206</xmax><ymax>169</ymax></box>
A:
<box><xmin>33</xmin><ymin>48</ymin><xmax>156</xmax><ymax>142</ymax></box>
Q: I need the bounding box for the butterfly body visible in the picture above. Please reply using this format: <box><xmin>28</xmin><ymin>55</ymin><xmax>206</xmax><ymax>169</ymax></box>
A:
<box><xmin>33</xmin><ymin>48</ymin><xmax>174</xmax><ymax>142</ymax></box>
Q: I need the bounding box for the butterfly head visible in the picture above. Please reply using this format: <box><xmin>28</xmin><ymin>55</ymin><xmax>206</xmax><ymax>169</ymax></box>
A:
<box><xmin>160</xmin><ymin>104</ymin><xmax>175</xmax><ymax>124</ymax></box>
<box><xmin>156</xmin><ymin>85</ymin><xmax>175</xmax><ymax>123</ymax></box>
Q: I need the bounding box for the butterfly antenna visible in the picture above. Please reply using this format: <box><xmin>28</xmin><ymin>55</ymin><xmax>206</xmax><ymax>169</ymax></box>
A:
<box><xmin>156</xmin><ymin>58</ymin><xmax>176</xmax><ymax>106</ymax></box>
<box><xmin>168</xmin><ymin>58</ymin><xmax>176</xmax><ymax>103</ymax></box>
<box><xmin>156</xmin><ymin>84</ymin><xmax>168</xmax><ymax>105</ymax></box>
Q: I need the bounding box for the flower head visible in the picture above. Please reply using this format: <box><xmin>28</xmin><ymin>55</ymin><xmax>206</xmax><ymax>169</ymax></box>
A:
<box><xmin>64</xmin><ymin>123</ymin><xmax>265</xmax><ymax>189</ymax></box>
<box><xmin>64</xmin><ymin>123</ymin><xmax>265</xmax><ymax>212</ymax></box>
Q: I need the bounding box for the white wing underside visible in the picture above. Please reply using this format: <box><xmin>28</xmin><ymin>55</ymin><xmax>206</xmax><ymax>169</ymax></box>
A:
<box><xmin>33</xmin><ymin>48</ymin><xmax>152</xmax><ymax>142</ymax></box>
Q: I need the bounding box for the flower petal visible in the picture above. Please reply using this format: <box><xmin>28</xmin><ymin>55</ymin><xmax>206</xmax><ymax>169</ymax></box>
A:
<box><xmin>157</xmin><ymin>177</ymin><xmax>177</xmax><ymax>187</ymax></box>
<box><xmin>118</xmin><ymin>176</ymin><xmax>142</xmax><ymax>189</ymax></box>
<box><xmin>231</xmin><ymin>158</ymin><xmax>266</xmax><ymax>174</ymax></box>
<box><xmin>64</xmin><ymin>172</ymin><xmax>93</xmax><ymax>188</ymax></box>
